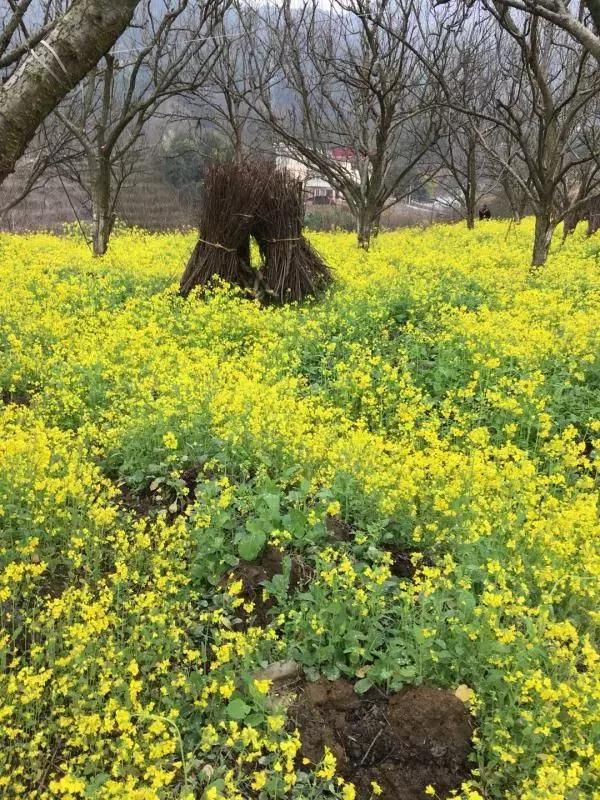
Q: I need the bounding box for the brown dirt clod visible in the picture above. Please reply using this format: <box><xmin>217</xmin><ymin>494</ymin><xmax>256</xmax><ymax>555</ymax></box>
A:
<box><xmin>325</xmin><ymin>516</ymin><xmax>356</xmax><ymax>542</ymax></box>
<box><xmin>1</xmin><ymin>389</ymin><xmax>32</xmax><ymax>406</ymax></box>
<box><xmin>292</xmin><ymin>680</ymin><xmax>474</xmax><ymax>800</ymax></box>
<box><xmin>386</xmin><ymin>546</ymin><xmax>434</xmax><ymax>581</ymax></box>
<box><xmin>225</xmin><ymin>545</ymin><xmax>312</xmax><ymax>627</ymax></box>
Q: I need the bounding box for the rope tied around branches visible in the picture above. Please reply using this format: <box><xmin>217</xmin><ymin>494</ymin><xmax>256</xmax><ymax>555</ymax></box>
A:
<box><xmin>263</xmin><ymin>237</ymin><xmax>301</xmax><ymax>243</ymax></box>
<box><xmin>197</xmin><ymin>238</ymin><xmax>237</xmax><ymax>253</ymax></box>
<box><xmin>181</xmin><ymin>161</ymin><xmax>331</xmax><ymax>302</ymax></box>
<box><xmin>197</xmin><ymin>235</ymin><xmax>302</xmax><ymax>250</ymax></box>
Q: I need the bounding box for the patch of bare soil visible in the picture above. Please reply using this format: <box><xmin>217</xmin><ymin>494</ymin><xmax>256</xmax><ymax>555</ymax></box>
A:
<box><xmin>173</xmin><ymin>465</ymin><xmax>203</xmax><ymax>513</ymax></box>
<box><xmin>118</xmin><ymin>465</ymin><xmax>202</xmax><ymax>520</ymax></box>
<box><xmin>325</xmin><ymin>516</ymin><xmax>355</xmax><ymax>542</ymax></box>
<box><xmin>325</xmin><ymin>519</ymin><xmax>434</xmax><ymax>581</ymax></box>
<box><xmin>386</xmin><ymin>546</ymin><xmax>435</xmax><ymax>581</ymax></box>
<box><xmin>118</xmin><ymin>482</ymin><xmax>157</xmax><ymax>518</ymax></box>
<box><xmin>291</xmin><ymin>679</ymin><xmax>473</xmax><ymax>800</ymax></box>
<box><xmin>1</xmin><ymin>389</ymin><xmax>32</xmax><ymax>406</ymax></box>
<box><xmin>225</xmin><ymin>545</ymin><xmax>313</xmax><ymax>627</ymax></box>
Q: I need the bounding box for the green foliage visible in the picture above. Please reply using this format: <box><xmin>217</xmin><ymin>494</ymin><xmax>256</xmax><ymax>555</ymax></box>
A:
<box><xmin>0</xmin><ymin>222</ymin><xmax>599</xmax><ymax>800</ymax></box>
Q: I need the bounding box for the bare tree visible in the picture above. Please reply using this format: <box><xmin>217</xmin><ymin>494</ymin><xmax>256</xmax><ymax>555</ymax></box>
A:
<box><xmin>0</xmin><ymin>0</ymin><xmax>141</xmax><ymax>187</ymax></box>
<box><xmin>475</xmin><ymin>0</ymin><xmax>600</xmax><ymax>63</ymax></box>
<box><xmin>0</xmin><ymin>116</ymin><xmax>77</xmax><ymax>218</ymax></box>
<box><xmin>385</xmin><ymin>3</ymin><xmax>600</xmax><ymax>264</ymax></box>
<box><xmin>241</xmin><ymin>0</ymin><xmax>443</xmax><ymax>249</ymax></box>
<box><xmin>493</xmin><ymin>133</ymin><xmax>532</xmax><ymax>222</ymax></box>
<box><xmin>471</xmin><ymin>10</ymin><xmax>600</xmax><ymax>265</ymax></box>
<box><xmin>431</xmin><ymin>21</ymin><xmax>499</xmax><ymax>228</ymax></box>
<box><xmin>189</xmin><ymin>5</ymin><xmax>267</xmax><ymax>162</ymax></box>
<box><xmin>53</xmin><ymin>0</ymin><xmax>226</xmax><ymax>256</ymax></box>
<box><xmin>431</xmin><ymin>12</ymin><xmax>532</xmax><ymax>225</ymax></box>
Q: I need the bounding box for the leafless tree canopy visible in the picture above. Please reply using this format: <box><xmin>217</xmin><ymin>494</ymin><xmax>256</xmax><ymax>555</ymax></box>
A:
<box><xmin>372</xmin><ymin>1</ymin><xmax>600</xmax><ymax>262</ymax></box>
<box><xmin>187</xmin><ymin>4</ymin><xmax>267</xmax><ymax>161</ymax></box>
<box><xmin>478</xmin><ymin>0</ymin><xmax>600</xmax><ymax>63</ymax></box>
<box><xmin>234</xmin><ymin>0</ymin><xmax>445</xmax><ymax>247</ymax></box>
<box><xmin>51</xmin><ymin>0</ymin><xmax>227</xmax><ymax>255</ymax></box>
<box><xmin>469</xmin><ymin>6</ymin><xmax>600</xmax><ymax>264</ymax></box>
<box><xmin>2</xmin><ymin>0</ymin><xmax>600</xmax><ymax>264</ymax></box>
<box><xmin>430</xmin><ymin>13</ymin><xmax>498</xmax><ymax>228</ymax></box>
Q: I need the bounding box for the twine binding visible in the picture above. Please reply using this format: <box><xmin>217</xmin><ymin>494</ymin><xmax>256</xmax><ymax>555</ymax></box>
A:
<box><xmin>198</xmin><ymin>238</ymin><xmax>236</xmax><ymax>253</ymax></box>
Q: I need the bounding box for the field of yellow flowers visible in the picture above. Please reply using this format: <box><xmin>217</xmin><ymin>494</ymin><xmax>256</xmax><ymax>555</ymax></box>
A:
<box><xmin>0</xmin><ymin>220</ymin><xmax>598</xmax><ymax>800</ymax></box>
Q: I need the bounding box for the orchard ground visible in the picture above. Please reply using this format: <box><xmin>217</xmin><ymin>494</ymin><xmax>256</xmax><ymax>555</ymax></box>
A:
<box><xmin>0</xmin><ymin>220</ymin><xmax>598</xmax><ymax>800</ymax></box>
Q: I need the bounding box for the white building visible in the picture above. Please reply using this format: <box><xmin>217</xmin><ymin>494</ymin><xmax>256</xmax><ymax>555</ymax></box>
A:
<box><xmin>275</xmin><ymin>143</ymin><xmax>359</xmax><ymax>205</ymax></box>
<box><xmin>275</xmin><ymin>145</ymin><xmax>309</xmax><ymax>181</ymax></box>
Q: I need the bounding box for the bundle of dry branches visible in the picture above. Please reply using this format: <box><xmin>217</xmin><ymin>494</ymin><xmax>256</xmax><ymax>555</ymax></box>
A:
<box><xmin>252</xmin><ymin>168</ymin><xmax>332</xmax><ymax>304</ymax></box>
<box><xmin>180</xmin><ymin>160</ymin><xmax>331</xmax><ymax>304</ymax></box>
<box><xmin>179</xmin><ymin>162</ymin><xmax>261</xmax><ymax>297</ymax></box>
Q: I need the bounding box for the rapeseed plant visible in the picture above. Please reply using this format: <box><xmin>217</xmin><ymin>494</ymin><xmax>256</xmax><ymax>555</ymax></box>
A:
<box><xmin>0</xmin><ymin>220</ymin><xmax>598</xmax><ymax>799</ymax></box>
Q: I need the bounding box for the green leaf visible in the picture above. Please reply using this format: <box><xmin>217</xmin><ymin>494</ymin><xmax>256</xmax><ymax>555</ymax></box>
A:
<box><xmin>85</xmin><ymin>774</ymin><xmax>110</xmax><ymax>796</ymax></box>
<box><xmin>286</xmin><ymin>508</ymin><xmax>308</xmax><ymax>536</ymax></box>
<box><xmin>245</xmin><ymin>518</ymin><xmax>267</xmax><ymax>536</ymax></box>
<box><xmin>354</xmin><ymin>677</ymin><xmax>374</xmax><ymax>695</ymax></box>
<box><xmin>238</xmin><ymin>529</ymin><xmax>266</xmax><ymax>561</ymax></box>
<box><xmin>244</xmin><ymin>712</ymin><xmax>264</xmax><ymax>727</ymax></box>
<box><xmin>188</xmin><ymin>670</ymin><xmax>205</xmax><ymax>691</ymax></box>
<box><xmin>397</xmin><ymin>665</ymin><xmax>417</xmax><ymax>680</ymax></box>
<box><xmin>263</xmin><ymin>493</ymin><xmax>280</xmax><ymax>515</ymax></box>
<box><xmin>226</xmin><ymin>698</ymin><xmax>251</xmax><ymax>720</ymax></box>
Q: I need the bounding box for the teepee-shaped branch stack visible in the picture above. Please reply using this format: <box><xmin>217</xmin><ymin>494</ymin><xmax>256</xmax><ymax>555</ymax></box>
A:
<box><xmin>251</xmin><ymin>167</ymin><xmax>332</xmax><ymax>304</ymax></box>
<box><xmin>180</xmin><ymin>160</ymin><xmax>332</xmax><ymax>304</ymax></box>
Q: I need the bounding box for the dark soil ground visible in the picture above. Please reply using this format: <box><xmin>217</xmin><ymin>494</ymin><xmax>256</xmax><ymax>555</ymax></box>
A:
<box><xmin>225</xmin><ymin>545</ymin><xmax>313</xmax><ymax>627</ymax></box>
<box><xmin>326</xmin><ymin>515</ymin><xmax>355</xmax><ymax>542</ymax></box>
<box><xmin>291</xmin><ymin>679</ymin><xmax>473</xmax><ymax>800</ymax></box>
<box><xmin>118</xmin><ymin>465</ymin><xmax>202</xmax><ymax>520</ymax></box>
<box><xmin>1</xmin><ymin>389</ymin><xmax>32</xmax><ymax>406</ymax></box>
<box><xmin>325</xmin><ymin>516</ymin><xmax>434</xmax><ymax>582</ymax></box>
<box><xmin>386</xmin><ymin>546</ymin><xmax>435</xmax><ymax>581</ymax></box>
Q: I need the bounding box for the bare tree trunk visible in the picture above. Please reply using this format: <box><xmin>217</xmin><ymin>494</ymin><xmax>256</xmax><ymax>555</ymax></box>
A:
<box><xmin>466</xmin><ymin>203</ymin><xmax>476</xmax><ymax>230</ymax></box>
<box><xmin>372</xmin><ymin>211</ymin><xmax>382</xmax><ymax>238</ymax></box>
<box><xmin>91</xmin><ymin>159</ymin><xmax>114</xmax><ymax>256</ymax></box>
<box><xmin>0</xmin><ymin>0</ymin><xmax>140</xmax><ymax>188</ymax></box>
<box><xmin>563</xmin><ymin>208</ymin><xmax>578</xmax><ymax>239</ymax></box>
<box><xmin>588</xmin><ymin>198</ymin><xmax>600</xmax><ymax>235</ymax></box>
<box><xmin>233</xmin><ymin>125</ymin><xmax>245</xmax><ymax>163</ymax></box>
<box><xmin>502</xmin><ymin>177</ymin><xmax>527</xmax><ymax>224</ymax></box>
<box><xmin>357</xmin><ymin>206</ymin><xmax>377</xmax><ymax>249</ymax></box>
<box><xmin>466</xmin><ymin>140</ymin><xmax>477</xmax><ymax>230</ymax></box>
<box><xmin>531</xmin><ymin>212</ymin><xmax>555</xmax><ymax>267</ymax></box>
<box><xmin>357</xmin><ymin>221</ymin><xmax>371</xmax><ymax>249</ymax></box>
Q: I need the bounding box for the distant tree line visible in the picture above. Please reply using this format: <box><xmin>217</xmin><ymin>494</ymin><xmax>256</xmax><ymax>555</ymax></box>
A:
<box><xmin>2</xmin><ymin>0</ymin><xmax>600</xmax><ymax>264</ymax></box>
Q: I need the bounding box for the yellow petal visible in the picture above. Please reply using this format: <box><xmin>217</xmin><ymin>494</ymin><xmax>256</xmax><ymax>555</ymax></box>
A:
<box><xmin>455</xmin><ymin>684</ymin><xmax>474</xmax><ymax>703</ymax></box>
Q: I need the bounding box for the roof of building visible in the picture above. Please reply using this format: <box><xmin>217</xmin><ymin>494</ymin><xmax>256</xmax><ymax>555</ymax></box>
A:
<box><xmin>330</xmin><ymin>146</ymin><xmax>356</xmax><ymax>160</ymax></box>
<box><xmin>306</xmin><ymin>177</ymin><xmax>333</xmax><ymax>189</ymax></box>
